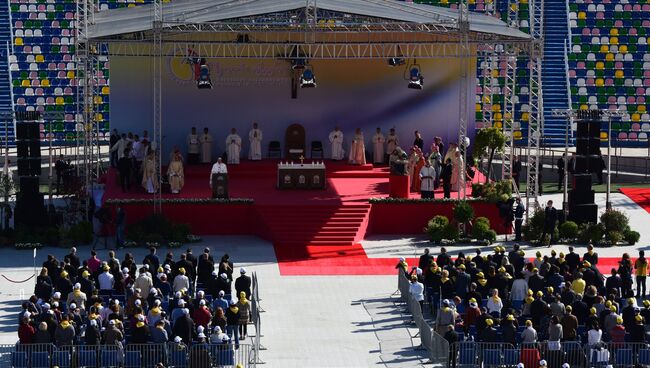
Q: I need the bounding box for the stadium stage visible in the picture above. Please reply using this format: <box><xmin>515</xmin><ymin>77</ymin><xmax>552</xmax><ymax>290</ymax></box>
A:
<box><xmin>102</xmin><ymin>160</ymin><xmax>511</xmax><ymax>275</ymax></box>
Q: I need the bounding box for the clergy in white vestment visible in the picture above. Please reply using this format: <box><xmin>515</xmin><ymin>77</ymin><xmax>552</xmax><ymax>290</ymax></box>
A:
<box><xmin>372</xmin><ymin>127</ymin><xmax>385</xmax><ymax>164</ymax></box>
<box><xmin>199</xmin><ymin>127</ymin><xmax>213</xmax><ymax>164</ymax></box>
<box><xmin>450</xmin><ymin>150</ymin><xmax>464</xmax><ymax>191</ymax></box>
<box><xmin>419</xmin><ymin>160</ymin><xmax>436</xmax><ymax>199</ymax></box>
<box><xmin>443</xmin><ymin>142</ymin><xmax>459</xmax><ymax>165</ymax></box>
<box><xmin>209</xmin><ymin>157</ymin><xmax>228</xmax><ymax>187</ymax></box>
<box><xmin>248</xmin><ymin>122</ymin><xmax>263</xmax><ymax>161</ymax></box>
<box><xmin>386</xmin><ymin>128</ymin><xmax>399</xmax><ymax>155</ymax></box>
<box><xmin>348</xmin><ymin>128</ymin><xmax>366</xmax><ymax>165</ymax></box>
<box><xmin>186</xmin><ymin>127</ymin><xmax>200</xmax><ymax>164</ymax></box>
<box><xmin>329</xmin><ymin>127</ymin><xmax>345</xmax><ymax>160</ymax></box>
<box><xmin>226</xmin><ymin>128</ymin><xmax>242</xmax><ymax>164</ymax></box>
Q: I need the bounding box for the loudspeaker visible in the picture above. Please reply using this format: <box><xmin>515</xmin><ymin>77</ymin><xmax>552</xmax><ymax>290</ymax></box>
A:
<box><xmin>569</xmin><ymin>189</ymin><xmax>595</xmax><ymax>205</ymax></box>
<box><xmin>569</xmin><ymin>203</ymin><xmax>598</xmax><ymax>224</ymax></box>
<box><xmin>588</xmin><ymin>138</ymin><xmax>601</xmax><ymax>155</ymax></box>
<box><xmin>572</xmin><ymin>173</ymin><xmax>592</xmax><ymax>190</ymax></box>
<box><xmin>16</xmin><ymin>122</ymin><xmax>39</xmax><ymax>140</ymax></box>
<box><xmin>17</xmin><ymin>158</ymin><xmax>30</xmax><ymax>176</ymax></box>
<box><xmin>19</xmin><ymin>176</ymin><xmax>39</xmax><ymax>194</ymax></box>
<box><xmin>15</xmin><ymin>111</ymin><xmax>41</xmax><ymax>122</ymax></box>
<box><xmin>17</xmin><ymin>158</ymin><xmax>41</xmax><ymax>176</ymax></box>
<box><xmin>29</xmin><ymin>141</ymin><xmax>41</xmax><ymax>157</ymax></box>
<box><xmin>575</xmin><ymin>155</ymin><xmax>593</xmax><ymax>173</ymax></box>
<box><xmin>16</xmin><ymin>141</ymin><xmax>29</xmax><ymax>158</ymax></box>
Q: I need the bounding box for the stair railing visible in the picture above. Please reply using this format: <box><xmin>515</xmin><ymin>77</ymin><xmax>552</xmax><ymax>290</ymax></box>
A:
<box><xmin>563</xmin><ymin>39</ymin><xmax>573</xmax><ymax>140</ymax></box>
<box><xmin>565</xmin><ymin>0</ymin><xmax>572</xmax><ymax>50</ymax></box>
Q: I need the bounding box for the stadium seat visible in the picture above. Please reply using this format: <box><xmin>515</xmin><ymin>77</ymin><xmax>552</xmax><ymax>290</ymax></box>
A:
<box><xmin>30</xmin><ymin>351</ymin><xmax>50</xmax><ymax>368</ymax></box>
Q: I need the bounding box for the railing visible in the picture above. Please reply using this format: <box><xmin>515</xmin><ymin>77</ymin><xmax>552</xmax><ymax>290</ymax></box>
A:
<box><xmin>397</xmin><ymin>270</ymin><xmax>449</xmax><ymax>365</ymax></box>
<box><xmin>250</xmin><ymin>270</ymin><xmax>265</xmax><ymax>365</ymax></box>
<box><xmin>0</xmin><ymin>342</ymin><xmax>257</xmax><ymax>367</ymax></box>
<box><xmin>565</xmin><ymin>0</ymin><xmax>572</xmax><ymax>50</ymax></box>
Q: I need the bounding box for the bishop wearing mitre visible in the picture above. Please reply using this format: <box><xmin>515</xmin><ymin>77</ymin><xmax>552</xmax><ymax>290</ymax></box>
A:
<box><xmin>226</xmin><ymin>128</ymin><xmax>242</xmax><ymax>164</ymax></box>
<box><xmin>329</xmin><ymin>127</ymin><xmax>345</xmax><ymax>161</ymax></box>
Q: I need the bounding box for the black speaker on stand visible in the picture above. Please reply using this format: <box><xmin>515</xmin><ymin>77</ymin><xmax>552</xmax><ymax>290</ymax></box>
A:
<box><xmin>14</xmin><ymin>111</ymin><xmax>46</xmax><ymax>228</ymax></box>
<box><xmin>568</xmin><ymin>110</ymin><xmax>601</xmax><ymax>224</ymax></box>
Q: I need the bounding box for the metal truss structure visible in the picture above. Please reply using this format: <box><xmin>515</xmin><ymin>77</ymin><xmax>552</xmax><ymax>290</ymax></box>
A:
<box><xmin>500</xmin><ymin>45</ymin><xmax>518</xmax><ymax>182</ymax></box>
<box><xmin>74</xmin><ymin>1</ymin><xmax>539</xmax><ymax>212</ymax></box>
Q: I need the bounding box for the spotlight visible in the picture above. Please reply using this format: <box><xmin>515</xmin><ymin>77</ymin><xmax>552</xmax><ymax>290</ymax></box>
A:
<box><xmin>300</xmin><ymin>68</ymin><xmax>316</xmax><ymax>88</ymax></box>
<box><xmin>196</xmin><ymin>58</ymin><xmax>212</xmax><ymax>89</ymax></box>
<box><xmin>292</xmin><ymin>59</ymin><xmax>306</xmax><ymax>70</ymax></box>
<box><xmin>408</xmin><ymin>66</ymin><xmax>423</xmax><ymax>90</ymax></box>
<box><xmin>388</xmin><ymin>58</ymin><xmax>405</xmax><ymax>67</ymax></box>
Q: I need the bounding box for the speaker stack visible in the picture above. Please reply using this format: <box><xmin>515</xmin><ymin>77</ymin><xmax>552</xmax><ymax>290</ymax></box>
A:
<box><xmin>568</xmin><ymin>110</ymin><xmax>600</xmax><ymax>224</ymax></box>
<box><xmin>14</xmin><ymin>111</ymin><xmax>46</xmax><ymax>228</ymax></box>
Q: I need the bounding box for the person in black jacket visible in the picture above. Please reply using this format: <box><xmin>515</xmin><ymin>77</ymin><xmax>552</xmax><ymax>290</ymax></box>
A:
<box><xmin>225</xmin><ymin>300</ymin><xmax>241</xmax><ymax>347</ymax></box>
<box><xmin>117</xmin><ymin>149</ymin><xmax>132</xmax><ymax>192</ymax></box>
<box><xmin>501</xmin><ymin>314</ymin><xmax>518</xmax><ymax>346</ymax></box>
<box><xmin>235</xmin><ymin>268</ymin><xmax>252</xmax><ymax>299</ymax></box>
<box><xmin>513</xmin><ymin>198</ymin><xmax>525</xmax><ymax>241</ymax></box>
<box><xmin>35</xmin><ymin>268</ymin><xmax>53</xmax><ymax>301</ymax></box>
<box><xmin>418</xmin><ymin>248</ymin><xmax>434</xmax><ymax>271</ymax></box>
<box><xmin>436</xmin><ymin>248</ymin><xmax>451</xmax><ymax>268</ymax></box>
<box><xmin>565</xmin><ymin>246</ymin><xmax>580</xmax><ymax>271</ymax></box>
<box><xmin>512</xmin><ymin>155</ymin><xmax>522</xmax><ymax>189</ymax></box>
<box><xmin>557</xmin><ymin>153</ymin><xmax>566</xmax><ymax>191</ymax></box>
<box><xmin>540</xmin><ymin>200</ymin><xmax>557</xmax><ymax>245</ymax></box>
<box><xmin>172</xmin><ymin>309</ymin><xmax>195</xmax><ymax>344</ymax></box>
<box><xmin>443</xmin><ymin>324</ymin><xmax>458</xmax><ymax>367</ymax></box>
<box><xmin>85</xmin><ymin>319</ymin><xmax>101</xmax><ymax>345</ymax></box>
<box><xmin>440</xmin><ymin>158</ymin><xmax>453</xmax><ymax>199</ymax></box>
<box><xmin>479</xmin><ymin>319</ymin><xmax>499</xmax><ymax>342</ymax></box>
<box><xmin>197</xmin><ymin>252</ymin><xmax>215</xmax><ymax>287</ymax></box>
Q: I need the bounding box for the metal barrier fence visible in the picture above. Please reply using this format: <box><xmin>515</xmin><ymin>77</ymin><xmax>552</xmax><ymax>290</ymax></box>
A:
<box><xmin>397</xmin><ymin>270</ymin><xmax>449</xmax><ymax>365</ymax></box>
<box><xmin>0</xmin><ymin>342</ymin><xmax>256</xmax><ymax>368</ymax></box>
<box><xmin>250</xmin><ymin>271</ymin><xmax>264</xmax><ymax>365</ymax></box>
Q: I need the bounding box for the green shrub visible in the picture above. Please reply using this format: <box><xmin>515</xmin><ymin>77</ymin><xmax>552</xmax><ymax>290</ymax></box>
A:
<box><xmin>425</xmin><ymin>215</ymin><xmax>450</xmax><ymax>242</ymax></box>
<box><xmin>67</xmin><ymin>221</ymin><xmax>93</xmax><ymax>244</ymax></box>
<box><xmin>523</xmin><ymin>209</ymin><xmax>545</xmax><ymax>242</ymax></box>
<box><xmin>559</xmin><ymin>221</ymin><xmax>579</xmax><ymax>240</ymax></box>
<box><xmin>623</xmin><ymin>229</ymin><xmax>640</xmax><ymax>245</ymax></box>
<box><xmin>577</xmin><ymin>222</ymin><xmax>604</xmax><ymax>244</ymax></box>
<box><xmin>600</xmin><ymin>209</ymin><xmax>629</xmax><ymax>234</ymax></box>
<box><xmin>441</xmin><ymin>223</ymin><xmax>460</xmax><ymax>241</ymax></box>
<box><xmin>170</xmin><ymin>223</ymin><xmax>192</xmax><ymax>243</ymax></box>
<box><xmin>126</xmin><ymin>214</ymin><xmax>192</xmax><ymax>245</ymax></box>
<box><xmin>606</xmin><ymin>231</ymin><xmax>623</xmax><ymax>245</ymax></box>
<box><xmin>471</xmin><ymin>217</ymin><xmax>495</xmax><ymax>242</ymax></box>
<box><xmin>453</xmin><ymin>201</ymin><xmax>475</xmax><ymax>224</ymax></box>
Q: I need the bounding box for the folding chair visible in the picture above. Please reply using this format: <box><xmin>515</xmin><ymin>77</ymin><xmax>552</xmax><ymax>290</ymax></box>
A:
<box><xmin>30</xmin><ymin>351</ymin><xmax>50</xmax><ymax>368</ymax></box>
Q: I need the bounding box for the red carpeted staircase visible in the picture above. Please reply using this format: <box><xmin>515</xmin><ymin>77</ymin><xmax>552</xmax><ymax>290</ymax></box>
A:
<box><xmin>258</xmin><ymin>204</ymin><xmax>371</xmax><ymax>247</ymax></box>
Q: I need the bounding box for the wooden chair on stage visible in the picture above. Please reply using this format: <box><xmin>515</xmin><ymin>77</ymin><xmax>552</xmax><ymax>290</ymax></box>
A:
<box><xmin>285</xmin><ymin>124</ymin><xmax>305</xmax><ymax>160</ymax></box>
<box><xmin>310</xmin><ymin>140</ymin><xmax>323</xmax><ymax>159</ymax></box>
<box><xmin>268</xmin><ymin>140</ymin><xmax>281</xmax><ymax>159</ymax></box>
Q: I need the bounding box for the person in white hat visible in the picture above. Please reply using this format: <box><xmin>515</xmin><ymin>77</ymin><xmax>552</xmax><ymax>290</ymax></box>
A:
<box><xmin>171</xmin><ymin>299</ymin><xmax>186</xmax><ymax>323</ymax></box>
<box><xmin>66</xmin><ymin>282</ymin><xmax>87</xmax><ymax>309</ymax></box>
<box><xmin>539</xmin><ymin>359</ymin><xmax>547</xmax><ymax>367</ymax></box>
<box><xmin>213</xmin><ymin>290</ymin><xmax>229</xmax><ymax>312</ymax></box>
<box><xmin>215</xmin><ymin>272</ymin><xmax>232</xmax><ymax>297</ymax></box>
<box><xmin>235</xmin><ymin>267</ymin><xmax>252</xmax><ymax>300</ymax></box>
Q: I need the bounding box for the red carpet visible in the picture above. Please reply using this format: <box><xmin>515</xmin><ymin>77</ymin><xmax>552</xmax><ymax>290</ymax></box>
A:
<box><xmin>620</xmin><ymin>187</ymin><xmax>650</xmax><ymax>215</ymax></box>
<box><xmin>103</xmin><ymin>160</ymin><xmax>497</xmax><ymax>276</ymax></box>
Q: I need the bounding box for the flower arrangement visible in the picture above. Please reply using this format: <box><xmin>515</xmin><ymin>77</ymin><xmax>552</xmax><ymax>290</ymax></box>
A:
<box><xmin>168</xmin><ymin>241</ymin><xmax>182</xmax><ymax>248</ymax></box>
<box><xmin>105</xmin><ymin>198</ymin><xmax>254</xmax><ymax>205</ymax></box>
<box><xmin>15</xmin><ymin>242</ymin><xmax>43</xmax><ymax>250</ymax></box>
<box><xmin>145</xmin><ymin>241</ymin><xmax>161</xmax><ymax>248</ymax></box>
<box><xmin>186</xmin><ymin>235</ymin><xmax>202</xmax><ymax>243</ymax></box>
<box><xmin>123</xmin><ymin>241</ymin><xmax>138</xmax><ymax>248</ymax></box>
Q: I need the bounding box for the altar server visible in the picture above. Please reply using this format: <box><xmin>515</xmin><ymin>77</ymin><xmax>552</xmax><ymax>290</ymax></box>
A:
<box><xmin>349</xmin><ymin>128</ymin><xmax>366</xmax><ymax>165</ymax></box>
<box><xmin>167</xmin><ymin>151</ymin><xmax>184</xmax><ymax>194</ymax></box>
<box><xmin>248</xmin><ymin>123</ymin><xmax>263</xmax><ymax>161</ymax></box>
<box><xmin>372</xmin><ymin>127</ymin><xmax>385</xmax><ymax>164</ymax></box>
<box><xmin>419</xmin><ymin>160</ymin><xmax>436</xmax><ymax>199</ymax></box>
<box><xmin>210</xmin><ymin>158</ymin><xmax>228</xmax><ymax>188</ymax></box>
<box><xmin>329</xmin><ymin>127</ymin><xmax>345</xmax><ymax>161</ymax></box>
<box><xmin>141</xmin><ymin>150</ymin><xmax>159</xmax><ymax>194</ymax></box>
<box><xmin>226</xmin><ymin>128</ymin><xmax>242</xmax><ymax>164</ymax></box>
<box><xmin>199</xmin><ymin>127</ymin><xmax>213</xmax><ymax>164</ymax></box>
<box><xmin>187</xmin><ymin>127</ymin><xmax>200</xmax><ymax>164</ymax></box>
<box><xmin>386</xmin><ymin>128</ymin><xmax>399</xmax><ymax>155</ymax></box>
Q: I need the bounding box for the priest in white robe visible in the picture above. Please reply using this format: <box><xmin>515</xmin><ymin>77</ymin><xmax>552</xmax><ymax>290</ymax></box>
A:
<box><xmin>248</xmin><ymin>123</ymin><xmax>263</xmax><ymax>161</ymax></box>
<box><xmin>419</xmin><ymin>160</ymin><xmax>436</xmax><ymax>199</ymax></box>
<box><xmin>226</xmin><ymin>128</ymin><xmax>242</xmax><ymax>164</ymax></box>
<box><xmin>199</xmin><ymin>127</ymin><xmax>213</xmax><ymax>164</ymax></box>
<box><xmin>372</xmin><ymin>127</ymin><xmax>385</xmax><ymax>164</ymax></box>
<box><xmin>329</xmin><ymin>127</ymin><xmax>345</xmax><ymax>160</ymax></box>
<box><xmin>348</xmin><ymin>128</ymin><xmax>366</xmax><ymax>165</ymax></box>
<box><xmin>186</xmin><ymin>127</ymin><xmax>200</xmax><ymax>164</ymax></box>
<box><xmin>386</xmin><ymin>128</ymin><xmax>399</xmax><ymax>155</ymax></box>
<box><xmin>209</xmin><ymin>157</ymin><xmax>228</xmax><ymax>188</ymax></box>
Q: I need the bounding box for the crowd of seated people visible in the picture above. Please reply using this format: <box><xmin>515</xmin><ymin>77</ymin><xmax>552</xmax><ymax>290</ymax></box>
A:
<box><xmin>403</xmin><ymin>245</ymin><xmax>650</xmax><ymax>353</ymax></box>
<box><xmin>17</xmin><ymin>246</ymin><xmax>254</xmax><ymax>355</ymax></box>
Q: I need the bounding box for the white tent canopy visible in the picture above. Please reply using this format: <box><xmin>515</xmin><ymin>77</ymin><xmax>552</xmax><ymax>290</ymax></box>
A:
<box><xmin>88</xmin><ymin>0</ymin><xmax>531</xmax><ymax>41</ymax></box>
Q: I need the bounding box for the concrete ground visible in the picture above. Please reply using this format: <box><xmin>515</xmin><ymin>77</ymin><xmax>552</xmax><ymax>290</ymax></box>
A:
<box><xmin>0</xmin><ymin>192</ymin><xmax>647</xmax><ymax>367</ymax></box>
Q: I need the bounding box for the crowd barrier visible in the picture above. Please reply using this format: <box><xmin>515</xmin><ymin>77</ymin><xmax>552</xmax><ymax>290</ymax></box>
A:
<box><xmin>397</xmin><ymin>270</ymin><xmax>449</xmax><ymax>365</ymax></box>
<box><xmin>447</xmin><ymin>341</ymin><xmax>650</xmax><ymax>368</ymax></box>
<box><xmin>0</xmin><ymin>342</ymin><xmax>256</xmax><ymax>367</ymax></box>
<box><xmin>250</xmin><ymin>271</ymin><xmax>265</xmax><ymax>365</ymax></box>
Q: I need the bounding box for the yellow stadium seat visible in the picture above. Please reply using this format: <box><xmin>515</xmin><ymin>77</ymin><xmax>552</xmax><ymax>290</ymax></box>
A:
<box><xmin>66</xmin><ymin>71</ymin><xmax>74</xmax><ymax>79</ymax></box>
<box><xmin>600</xmin><ymin>132</ymin><xmax>608</xmax><ymax>140</ymax></box>
<box><xmin>15</xmin><ymin>38</ymin><xmax>23</xmax><ymax>46</ymax></box>
<box><xmin>95</xmin><ymin>113</ymin><xmax>103</xmax><ymax>121</ymax></box>
<box><xmin>615</xmin><ymin>70</ymin><xmax>624</xmax><ymax>78</ymax></box>
<box><xmin>94</xmin><ymin>96</ymin><xmax>103</xmax><ymax>104</ymax></box>
<box><xmin>41</xmin><ymin>79</ymin><xmax>50</xmax><ymax>87</ymax></box>
<box><xmin>491</xmin><ymin>69</ymin><xmax>499</xmax><ymax>78</ymax></box>
<box><xmin>21</xmin><ymin>80</ymin><xmax>30</xmax><ymax>87</ymax></box>
<box><xmin>596</xmin><ymin>61</ymin><xmax>604</xmax><ymax>70</ymax></box>
<box><xmin>600</xmin><ymin>45</ymin><xmax>609</xmax><ymax>53</ymax></box>
<box><xmin>440</xmin><ymin>0</ymin><xmax>448</xmax><ymax>4</ymax></box>
<box><xmin>127</xmin><ymin>4</ymin><xmax>135</xmax><ymax>7</ymax></box>
<box><xmin>102</xmin><ymin>86</ymin><xmax>110</xmax><ymax>95</ymax></box>
<box><xmin>610</xmin><ymin>37</ymin><xmax>619</xmax><ymax>45</ymax></box>
<box><xmin>521</xmin><ymin>112</ymin><xmax>529</xmax><ymax>121</ymax></box>
<box><xmin>469</xmin><ymin>0</ymin><xmax>476</xmax><ymax>5</ymax></box>
<box><xmin>483</xmin><ymin>95</ymin><xmax>491</xmax><ymax>103</ymax></box>
<box><xmin>578</xmin><ymin>12</ymin><xmax>586</xmax><ymax>19</ymax></box>
<box><xmin>606</xmin><ymin>53</ymin><xmax>615</xmax><ymax>61</ymax></box>
<box><xmin>35</xmin><ymin>55</ymin><xmax>44</xmax><ymax>63</ymax></box>
<box><xmin>619</xmin><ymin>45</ymin><xmax>628</xmax><ymax>53</ymax></box>
<box><xmin>492</xmin><ymin>105</ymin><xmax>501</xmax><ymax>112</ymax></box>
<box><xmin>514</xmin><ymin>131</ymin><xmax>523</xmax><ymax>139</ymax></box>
<box><xmin>55</xmin><ymin>97</ymin><xmax>64</xmax><ymax>105</ymax></box>
<box><xmin>580</xmin><ymin>104</ymin><xmax>589</xmax><ymax>110</ymax></box>
<box><xmin>632</xmin><ymin>113</ymin><xmax>640</xmax><ymax>122</ymax></box>
<box><xmin>595</xmin><ymin>78</ymin><xmax>604</xmax><ymax>87</ymax></box>
<box><xmin>639</xmin><ymin>105</ymin><xmax>647</xmax><ymax>113</ymax></box>
<box><xmin>494</xmin><ymin>121</ymin><xmax>503</xmax><ymax>129</ymax></box>
<box><xmin>610</xmin><ymin>28</ymin><xmax>619</xmax><ymax>36</ymax></box>
<box><xmin>519</xmin><ymin>0</ymin><xmax>528</xmax><ymax>4</ymax></box>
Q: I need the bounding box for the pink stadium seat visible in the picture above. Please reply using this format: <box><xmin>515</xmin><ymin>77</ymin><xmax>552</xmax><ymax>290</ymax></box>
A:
<box><xmin>628</xmin><ymin>132</ymin><xmax>638</xmax><ymax>140</ymax></box>
<box><xmin>608</xmin><ymin>96</ymin><xmax>617</xmax><ymax>103</ymax></box>
<box><xmin>618</xmin><ymin>132</ymin><xmax>628</xmax><ymax>140</ymax></box>
<box><xmin>582</xmin><ymin>28</ymin><xmax>591</xmax><ymax>35</ymax></box>
<box><xmin>628</xmin><ymin>96</ymin><xmax>636</xmax><ymax>104</ymax></box>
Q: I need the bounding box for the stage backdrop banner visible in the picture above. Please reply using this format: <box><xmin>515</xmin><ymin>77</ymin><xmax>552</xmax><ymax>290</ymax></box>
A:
<box><xmin>110</xmin><ymin>57</ymin><xmax>476</xmax><ymax>163</ymax></box>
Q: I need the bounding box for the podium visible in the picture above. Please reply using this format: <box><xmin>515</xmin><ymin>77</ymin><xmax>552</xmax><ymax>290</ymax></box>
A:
<box><xmin>211</xmin><ymin>173</ymin><xmax>229</xmax><ymax>199</ymax></box>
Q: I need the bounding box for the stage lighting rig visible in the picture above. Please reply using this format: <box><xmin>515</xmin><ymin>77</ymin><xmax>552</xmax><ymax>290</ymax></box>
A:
<box><xmin>406</xmin><ymin>60</ymin><xmax>423</xmax><ymax>90</ymax></box>
<box><xmin>388</xmin><ymin>58</ymin><xmax>405</xmax><ymax>67</ymax></box>
<box><xmin>300</xmin><ymin>67</ymin><xmax>316</xmax><ymax>88</ymax></box>
<box><xmin>196</xmin><ymin>58</ymin><xmax>212</xmax><ymax>89</ymax></box>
